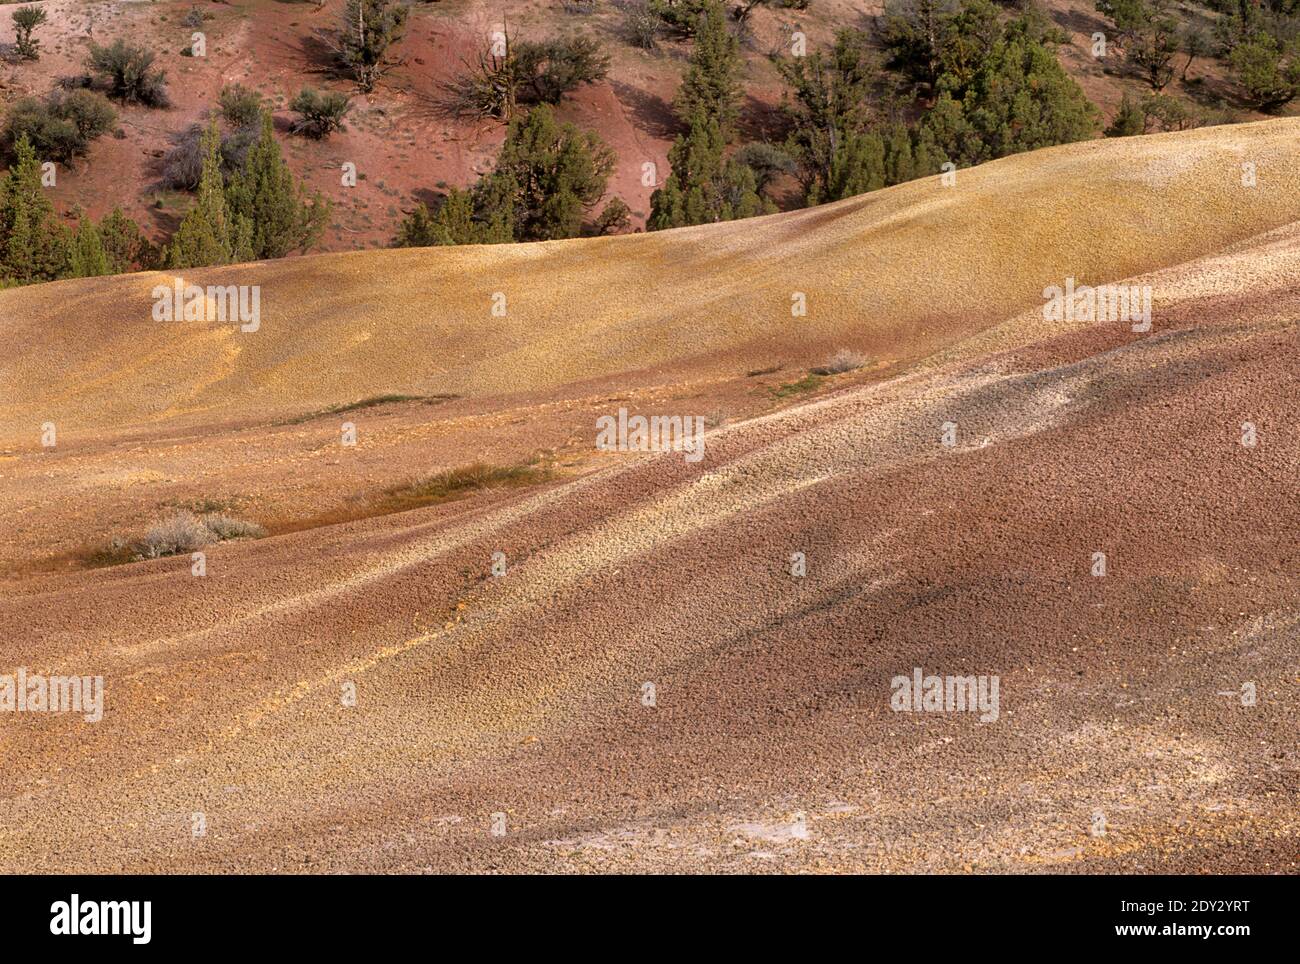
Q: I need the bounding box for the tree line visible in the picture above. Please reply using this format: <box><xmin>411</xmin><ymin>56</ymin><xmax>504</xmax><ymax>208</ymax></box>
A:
<box><xmin>1</xmin><ymin>0</ymin><xmax>1288</xmax><ymax>285</ymax></box>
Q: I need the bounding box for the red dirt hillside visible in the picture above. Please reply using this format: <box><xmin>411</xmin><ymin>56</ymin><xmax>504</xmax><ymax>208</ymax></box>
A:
<box><xmin>1</xmin><ymin>0</ymin><xmax>1289</xmax><ymax>254</ymax></box>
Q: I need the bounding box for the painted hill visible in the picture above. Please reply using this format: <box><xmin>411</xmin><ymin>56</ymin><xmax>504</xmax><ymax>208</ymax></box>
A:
<box><xmin>0</xmin><ymin>119</ymin><xmax>1296</xmax><ymax>872</ymax></box>
<box><xmin>2</xmin><ymin>118</ymin><xmax>1299</xmax><ymax>440</ymax></box>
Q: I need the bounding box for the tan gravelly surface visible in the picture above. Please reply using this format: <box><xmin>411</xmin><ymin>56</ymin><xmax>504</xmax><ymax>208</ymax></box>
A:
<box><xmin>0</xmin><ymin>121</ymin><xmax>1296</xmax><ymax>873</ymax></box>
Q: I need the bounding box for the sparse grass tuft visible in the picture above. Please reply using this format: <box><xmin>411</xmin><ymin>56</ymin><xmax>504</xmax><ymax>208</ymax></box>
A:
<box><xmin>277</xmin><ymin>393</ymin><xmax>458</xmax><ymax>425</ymax></box>
<box><xmin>88</xmin><ymin>510</ymin><xmax>265</xmax><ymax>567</ymax></box>
<box><xmin>262</xmin><ymin>459</ymin><xmax>557</xmax><ymax>537</ymax></box>
<box><xmin>78</xmin><ymin>462</ymin><xmax>550</xmax><ymax>570</ymax></box>
<box><xmin>165</xmin><ymin>496</ymin><xmax>239</xmax><ymax>515</ymax></box>
<box><xmin>327</xmin><ymin>393</ymin><xmax>428</xmax><ymax>414</ymax></box>
<box><xmin>138</xmin><ymin>512</ymin><xmax>213</xmax><ymax>558</ymax></box>
<box><xmin>84</xmin><ymin>538</ymin><xmax>139</xmax><ymax>569</ymax></box>
<box><xmin>810</xmin><ymin>348</ymin><xmax>869</xmax><ymax>376</ymax></box>
<box><xmin>199</xmin><ymin>513</ymin><xmax>267</xmax><ymax>541</ymax></box>
<box><xmin>771</xmin><ymin>373</ymin><xmax>823</xmax><ymax>398</ymax></box>
<box><xmin>374</xmin><ymin>462</ymin><xmax>553</xmax><ymax>515</ymax></box>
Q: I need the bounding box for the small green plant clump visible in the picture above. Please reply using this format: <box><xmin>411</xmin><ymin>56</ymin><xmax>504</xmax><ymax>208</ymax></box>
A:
<box><xmin>290</xmin><ymin>88</ymin><xmax>353</xmax><ymax>139</ymax></box>
<box><xmin>86</xmin><ymin>39</ymin><xmax>171</xmax><ymax>107</ymax></box>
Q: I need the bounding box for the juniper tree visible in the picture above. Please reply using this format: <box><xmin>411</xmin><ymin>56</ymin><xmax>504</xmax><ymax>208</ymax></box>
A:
<box><xmin>777</xmin><ymin>28</ymin><xmax>876</xmax><ymax>202</ymax></box>
<box><xmin>395</xmin><ymin>188</ymin><xmax>511</xmax><ymax>247</ymax></box>
<box><xmin>167</xmin><ymin>122</ymin><xmax>252</xmax><ymax>269</ymax></box>
<box><xmin>674</xmin><ymin>0</ymin><xmax>742</xmax><ymax>140</ymax></box>
<box><xmin>394</xmin><ymin>200</ymin><xmax>443</xmax><ymax>247</ymax></box>
<box><xmin>1179</xmin><ymin>27</ymin><xmax>1207</xmax><ymax>82</ymax></box>
<box><xmin>68</xmin><ymin>210</ymin><xmax>111</xmax><ymax>278</ymax></box>
<box><xmin>1138</xmin><ymin>92</ymin><xmax>1200</xmax><ymax>131</ymax></box>
<box><xmin>397</xmin><ymin>105</ymin><xmax>617</xmax><ymax>244</ymax></box>
<box><xmin>0</xmin><ymin>136</ymin><xmax>71</xmax><ymax>283</ymax></box>
<box><xmin>878</xmin><ymin>0</ymin><xmax>959</xmax><ymax>92</ymax></box>
<box><xmin>931</xmin><ymin>0</ymin><xmax>1001</xmax><ymax>90</ymax></box>
<box><xmin>481</xmin><ymin>104</ymin><xmax>615</xmax><ymax>241</ymax></box>
<box><xmin>337</xmin><ymin>0</ymin><xmax>408</xmax><ymax>91</ymax></box>
<box><xmin>1104</xmin><ymin>92</ymin><xmax>1146</xmax><ymax>136</ymax></box>
<box><xmin>648</xmin><ymin>109</ymin><xmax>767</xmax><ymax>228</ymax></box>
<box><xmin>1229</xmin><ymin>31</ymin><xmax>1300</xmax><ymax>109</ymax></box>
<box><xmin>99</xmin><ymin>207</ymin><xmax>156</xmax><ymax>273</ymax></box>
<box><xmin>224</xmin><ymin>114</ymin><xmax>332</xmax><ymax>259</ymax></box>
<box><xmin>1127</xmin><ymin>1</ymin><xmax>1179</xmax><ymax>89</ymax></box>
<box><xmin>883</xmin><ymin>123</ymin><xmax>915</xmax><ymax>184</ymax></box>
<box><xmin>593</xmin><ymin>196</ymin><xmax>632</xmax><ymax>235</ymax></box>
<box><xmin>648</xmin><ymin>1</ymin><xmax>771</xmax><ymax>227</ymax></box>
<box><xmin>826</xmin><ymin>131</ymin><xmax>887</xmax><ymax>200</ymax></box>
<box><xmin>649</xmin><ymin>111</ymin><xmax>721</xmax><ymax>228</ymax></box>
<box><xmin>919</xmin><ymin>13</ymin><xmax>1098</xmax><ymax>167</ymax></box>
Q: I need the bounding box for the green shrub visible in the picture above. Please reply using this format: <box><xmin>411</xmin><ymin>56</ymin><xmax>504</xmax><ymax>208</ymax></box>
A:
<box><xmin>442</xmin><ymin>30</ymin><xmax>610</xmax><ymax>120</ymax></box>
<box><xmin>649</xmin><ymin>0</ymin><xmax>712</xmax><ymax>36</ymax></box>
<box><xmin>1230</xmin><ymin>32</ymin><xmax>1300</xmax><ymax>110</ymax></box>
<box><xmin>218</xmin><ymin>84</ymin><xmax>265</xmax><ymax>128</ymax></box>
<box><xmin>87</xmin><ymin>39</ymin><xmax>170</xmax><ymax>106</ymax></box>
<box><xmin>289</xmin><ymin>88</ymin><xmax>352</xmax><ymax>139</ymax></box>
<box><xmin>619</xmin><ymin>0</ymin><xmax>661</xmax><ymax>50</ymax></box>
<box><xmin>593</xmin><ymin>196</ymin><xmax>632</xmax><ymax>235</ymax></box>
<box><xmin>99</xmin><ymin>208</ymin><xmax>158</xmax><ymax>273</ymax></box>
<box><xmin>2</xmin><ymin>90</ymin><xmax>117</xmax><ymax>163</ymax></box>
<box><xmin>515</xmin><ymin>35</ymin><xmax>611</xmax><ymax>106</ymax></box>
